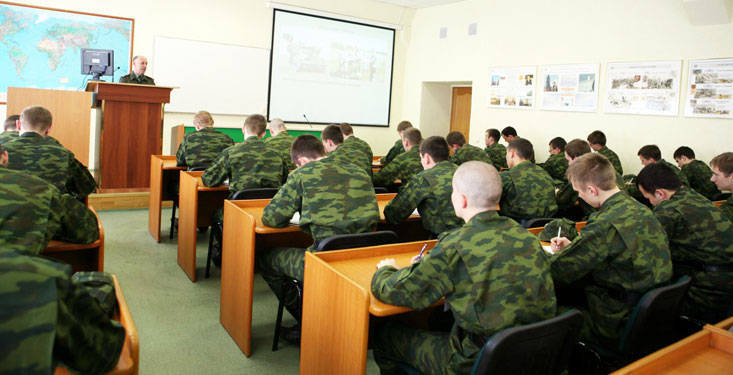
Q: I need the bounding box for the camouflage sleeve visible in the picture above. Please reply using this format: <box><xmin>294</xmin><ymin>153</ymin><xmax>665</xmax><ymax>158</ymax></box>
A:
<box><xmin>380</xmin><ymin>141</ymin><xmax>402</xmax><ymax>165</ymax></box>
<box><xmin>175</xmin><ymin>138</ymin><xmax>187</xmax><ymax>167</ymax></box>
<box><xmin>201</xmin><ymin>151</ymin><xmax>229</xmax><ymax>187</ymax></box>
<box><xmin>51</xmin><ymin>193</ymin><xmax>100</xmax><ymax>244</ymax></box>
<box><xmin>373</xmin><ymin>159</ymin><xmax>400</xmax><ymax>187</ymax></box>
<box><xmin>383</xmin><ymin>175</ymin><xmax>426</xmax><ymax>224</ymax></box>
<box><xmin>550</xmin><ymin>222</ymin><xmax>610</xmax><ymax>285</ymax></box>
<box><xmin>67</xmin><ymin>157</ymin><xmax>97</xmax><ymax>199</ymax></box>
<box><xmin>653</xmin><ymin>207</ymin><xmax>680</xmax><ymax>239</ymax></box>
<box><xmin>371</xmin><ymin>242</ymin><xmax>453</xmax><ymax>309</ymax></box>
<box><xmin>262</xmin><ymin>175</ymin><xmax>301</xmax><ymax>228</ymax></box>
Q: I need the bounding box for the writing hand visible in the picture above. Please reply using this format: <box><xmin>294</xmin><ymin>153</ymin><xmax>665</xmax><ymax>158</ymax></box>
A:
<box><xmin>550</xmin><ymin>237</ymin><xmax>571</xmax><ymax>253</ymax></box>
<box><xmin>376</xmin><ymin>258</ymin><xmax>398</xmax><ymax>269</ymax></box>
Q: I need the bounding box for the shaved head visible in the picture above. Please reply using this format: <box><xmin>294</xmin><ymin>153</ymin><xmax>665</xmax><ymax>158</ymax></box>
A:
<box><xmin>270</xmin><ymin>118</ymin><xmax>286</xmax><ymax>131</ymax></box>
<box><xmin>453</xmin><ymin>161</ymin><xmax>501</xmax><ymax>209</ymax></box>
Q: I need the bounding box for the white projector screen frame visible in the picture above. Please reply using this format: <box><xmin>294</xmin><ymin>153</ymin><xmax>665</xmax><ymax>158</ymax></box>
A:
<box><xmin>267</xmin><ymin>9</ymin><xmax>395</xmax><ymax>127</ymax></box>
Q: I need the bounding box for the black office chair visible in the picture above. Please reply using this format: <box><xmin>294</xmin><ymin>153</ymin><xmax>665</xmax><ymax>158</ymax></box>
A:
<box><xmin>272</xmin><ymin>230</ymin><xmax>400</xmax><ymax>351</ymax></box>
<box><xmin>205</xmin><ymin>188</ymin><xmax>280</xmax><ymax>278</ymax></box>
<box><xmin>374</xmin><ymin>187</ymin><xmax>389</xmax><ymax>194</ymax></box>
<box><xmin>169</xmin><ymin>166</ymin><xmax>207</xmax><ymax>239</ymax></box>
<box><xmin>522</xmin><ymin>217</ymin><xmax>555</xmax><ymax>229</ymax></box>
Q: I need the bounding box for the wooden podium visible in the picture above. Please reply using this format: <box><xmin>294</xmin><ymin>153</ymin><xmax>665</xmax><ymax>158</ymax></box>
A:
<box><xmin>86</xmin><ymin>82</ymin><xmax>174</xmax><ymax>190</ymax></box>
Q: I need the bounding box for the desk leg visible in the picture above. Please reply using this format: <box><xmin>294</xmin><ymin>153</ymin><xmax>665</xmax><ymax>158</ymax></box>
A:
<box><xmin>301</xmin><ymin>253</ymin><xmax>371</xmax><ymax>375</ymax></box>
<box><xmin>177</xmin><ymin>175</ymin><xmax>198</xmax><ymax>282</ymax></box>
<box><xmin>148</xmin><ymin>158</ymin><xmax>163</xmax><ymax>242</ymax></box>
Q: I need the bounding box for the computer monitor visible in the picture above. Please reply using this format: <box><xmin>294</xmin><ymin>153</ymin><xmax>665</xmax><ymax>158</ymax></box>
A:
<box><xmin>81</xmin><ymin>48</ymin><xmax>114</xmax><ymax>81</ymax></box>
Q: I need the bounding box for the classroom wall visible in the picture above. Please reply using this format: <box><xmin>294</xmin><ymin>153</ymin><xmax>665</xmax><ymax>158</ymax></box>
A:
<box><xmin>401</xmin><ymin>0</ymin><xmax>733</xmax><ymax>175</ymax></box>
<box><xmin>4</xmin><ymin>0</ymin><xmax>414</xmax><ymax>155</ymax></box>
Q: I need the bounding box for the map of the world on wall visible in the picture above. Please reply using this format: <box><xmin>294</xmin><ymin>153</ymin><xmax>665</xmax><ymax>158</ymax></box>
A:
<box><xmin>0</xmin><ymin>3</ymin><xmax>133</xmax><ymax>101</ymax></box>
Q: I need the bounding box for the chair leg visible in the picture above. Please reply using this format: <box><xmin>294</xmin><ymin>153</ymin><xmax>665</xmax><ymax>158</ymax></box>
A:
<box><xmin>272</xmin><ymin>283</ymin><xmax>287</xmax><ymax>351</ymax></box>
<box><xmin>205</xmin><ymin>231</ymin><xmax>214</xmax><ymax>279</ymax></box>
<box><xmin>169</xmin><ymin>202</ymin><xmax>177</xmax><ymax>240</ymax></box>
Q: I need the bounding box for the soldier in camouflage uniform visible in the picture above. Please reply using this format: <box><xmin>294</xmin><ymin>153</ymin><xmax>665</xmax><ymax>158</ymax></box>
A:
<box><xmin>500</xmin><ymin>138</ymin><xmax>558</xmax><ymax>222</ymax></box>
<box><xmin>0</xmin><ymin>249</ymin><xmax>124</xmax><ymax>374</ymax></box>
<box><xmin>484</xmin><ymin>128</ymin><xmax>507</xmax><ymax>169</ymax></box>
<box><xmin>118</xmin><ymin>55</ymin><xmax>155</xmax><ymax>85</ymax></box>
<box><xmin>321</xmin><ymin>124</ymin><xmax>372</xmax><ymax>177</ymax></box>
<box><xmin>673</xmin><ymin>146</ymin><xmax>721</xmax><ymax>200</ymax></box>
<box><xmin>379</xmin><ymin>120</ymin><xmax>412</xmax><ymax>166</ymax></box>
<box><xmin>540</xmin><ymin>137</ymin><xmax>568</xmax><ymax>183</ymax></box>
<box><xmin>383</xmin><ymin>136</ymin><xmax>462</xmax><ymax>237</ymax></box>
<box><xmin>637</xmin><ymin>145</ymin><xmax>689</xmax><ymax>186</ymax></box>
<box><xmin>501</xmin><ymin>126</ymin><xmax>518</xmax><ymax>144</ymax></box>
<box><xmin>4</xmin><ymin>106</ymin><xmax>96</xmax><ymax>201</ymax></box>
<box><xmin>339</xmin><ymin>122</ymin><xmax>373</xmax><ymax>169</ymax></box>
<box><xmin>636</xmin><ymin>162</ymin><xmax>733</xmax><ymax>323</ymax></box>
<box><xmin>446</xmin><ymin>131</ymin><xmax>494</xmax><ymax>166</ymax></box>
<box><xmin>371</xmin><ymin>161</ymin><xmax>557</xmax><ymax>375</ymax></box>
<box><xmin>556</xmin><ymin>139</ymin><xmax>594</xmax><ymax>220</ymax></box>
<box><xmin>550</xmin><ymin>153</ymin><xmax>672</xmax><ymax>347</ymax></box>
<box><xmin>257</xmin><ymin>135</ymin><xmax>379</xmax><ymax>326</ymax></box>
<box><xmin>588</xmin><ymin>130</ymin><xmax>623</xmax><ymax>175</ymax></box>
<box><xmin>265</xmin><ymin>118</ymin><xmax>295</xmax><ymax>181</ymax></box>
<box><xmin>373</xmin><ymin>128</ymin><xmax>423</xmax><ymax>188</ymax></box>
<box><xmin>175</xmin><ymin>111</ymin><xmax>234</xmax><ymax>169</ymax></box>
<box><xmin>0</xmin><ymin>143</ymin><xmax>99</xmax><ymax>255</ymax></box>
<box><xmin>0</xmin><ymin>114</ymin><xmax>19</xmax><ymax>145</ymax></box>
<box><xmin>710</xmin><ymin>152</ymin><xmax>733</xmax><ymax>222</ymax></box>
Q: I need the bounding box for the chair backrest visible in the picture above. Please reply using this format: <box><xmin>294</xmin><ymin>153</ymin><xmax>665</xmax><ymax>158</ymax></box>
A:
<box><xmin>472</xmin><ymin>309</ymin><xmax>584</xmax><ymax>375</ymax></box>
<box><xmin>314</xmin><ymin>231</ymin><xmax>399</xmax><ymax>252</ymax></box>
<box><xmin>618</xmin><ymin>275</ymin><xmax>692</xmax><ymax>359</ymax></box>
<box><xmin>374</xmin><ymin>187</ymin><xmax>389</xmax><ymax>194</ymax></box>
<box><xmin>230</xmin><ymin>188</ymin><xmax>279</xmax><ymax>200</ymax></box>
<box><xmin>187</xmin><ymin>166</ymin><xmax>207</xmax><ymax>172</ymax></box>
<box><xmin>522</xmin><ymin>217</ymin><xmax>555</xmax><ymax>228</ymax></box>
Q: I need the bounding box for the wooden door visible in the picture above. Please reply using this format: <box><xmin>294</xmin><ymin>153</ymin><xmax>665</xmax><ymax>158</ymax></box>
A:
<box><xmin>450</xmin><ymin>86</ymin><xmax>472</xmax><ymax>138</ymax></box>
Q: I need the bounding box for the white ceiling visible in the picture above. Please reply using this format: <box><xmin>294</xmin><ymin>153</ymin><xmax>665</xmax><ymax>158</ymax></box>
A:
<box><xmin>371</xmin><ymin>0</ymin><xmax>467</xmax><ymax>9</ymax></box>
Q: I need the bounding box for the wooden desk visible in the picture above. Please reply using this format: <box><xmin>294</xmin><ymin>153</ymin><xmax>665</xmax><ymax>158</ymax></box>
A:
<box><xmin>43</xmin><ymin>207</ymin><xmax>104</xmax><ymax>273</ymax></box>
<box><xmin>219</xmin><ymin>194</ymin><xmax>421</xmax><ymax>357</ymax></box>
<box><xmin>148</xmin><ymin>155</ymin><xmax>184</xmax><ymax>242</ymax></box>
<box><xmin>300</xmin><ymin>241</ymin><xmax>437</xmax><ymax>374</ymax></box>
<box><xmin>177</xmin><ymin>171</ymin><xmax>229</xmax><ymax>282</ymax></box>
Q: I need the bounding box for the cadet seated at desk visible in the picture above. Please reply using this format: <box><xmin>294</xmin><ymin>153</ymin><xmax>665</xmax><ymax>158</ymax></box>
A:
<box><xmin>322</xmin><ymin>125</ymin><xmax>372</xmax><ymax>177</ymax></box>
<box><xmin>175</xmin><ymin>110</ymin><xmax>234</xmax><ymax>169</ymax></box>
<box><xmin>256</xmin><ymin>135</ymin><xmax>379</xmax><ymax>342</ymax></box>
<box><xmin>0</xmin><ymin>114</ymin><xmax>19</xmax><ymax>145</ymax></box>
<box><xmin>338</xmin><ymin>122</ymin><xmax>373</xmax><ymax>173</ymax></box>
<box><xmin>264</xmin><ymin>118</ymin><xmax>295</xmax><ymax>182</ymax></box>
<box><xmin>371</xmin><ymin>161</ymin><xmax>557</xmax><ymax>375</ymax></box>
<box><xmin>483</xmin><ymin>128</ymin><xmax>507</xmax><ymax>169</ymax></box>
<box><xmin>499</xmin><ymin>138</ymin><xmax>557</xmax><ymax>222</ymax></box>
<box><xmin>446</xmin><ymin>131</ymin><xmax>494</xmax><ymax>166</ymax></box>
<box><xmin>380</xmin><ymin>120</ymin><xmax>412</xmax><ymax>166</ymax></box>
<box><xmin>373</xmin><ymin>128</ymin><xmax>423</xmax><ymax>188</ymax></box>
<box><xmin>710</xmin><ymin>152</ymin><xmax>733</xmax><ymax>222</ymax></box>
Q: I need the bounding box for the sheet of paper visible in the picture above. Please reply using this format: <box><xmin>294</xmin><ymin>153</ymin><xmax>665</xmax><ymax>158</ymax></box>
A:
<box><xmin>290</xmin><ymin>212</ymin><xmax>300</xmax><ymax>225</ymax></box>
<box><xmin>411</xmin><ymin>208</ymin><xmax>420</xmax><ymax>216</ymax></box>
<box><xmin>542</xmin><ymin>244</ymin><xmax>556</xmax><ymax>254</ymax></box>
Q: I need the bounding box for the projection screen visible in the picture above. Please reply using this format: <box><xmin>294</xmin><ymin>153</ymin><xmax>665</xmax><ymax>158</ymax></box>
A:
<box><xmin>267</xmin><ymin>9</ymin><xmax>395</xmax><ymax>127</ymax></box>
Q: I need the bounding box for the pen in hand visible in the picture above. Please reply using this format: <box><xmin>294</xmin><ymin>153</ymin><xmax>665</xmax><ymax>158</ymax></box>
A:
<box><xmin>412</xmin><ymin>243</ymin><xmax>429</xmax><ymax>263</ymax></box>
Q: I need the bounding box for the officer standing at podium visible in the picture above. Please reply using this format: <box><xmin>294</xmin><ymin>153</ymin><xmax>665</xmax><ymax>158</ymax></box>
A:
<box><xmin>119</xmin><ymin>55</ymin><xmax>155</xmax><ymax>85</ymax></box>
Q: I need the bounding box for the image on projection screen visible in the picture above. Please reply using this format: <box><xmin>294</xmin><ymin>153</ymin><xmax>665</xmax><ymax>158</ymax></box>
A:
<box><xmin>268</xmin><ymin>9</ymin><xmax>395</xmax><ymax>126</ymax></box>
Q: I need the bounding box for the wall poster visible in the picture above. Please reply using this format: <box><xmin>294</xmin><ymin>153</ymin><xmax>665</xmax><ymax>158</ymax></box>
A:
<box><xmin>539</xmin><ymin>63</ymin><xmax>599</xmax><ymax>112</ymax></box>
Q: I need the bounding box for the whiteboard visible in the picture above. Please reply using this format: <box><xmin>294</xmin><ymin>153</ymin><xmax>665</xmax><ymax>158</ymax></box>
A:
<box><xmin>153</xmin><ymin>36</ymin><xmax>269</xmax><ymax>115</ymax></box>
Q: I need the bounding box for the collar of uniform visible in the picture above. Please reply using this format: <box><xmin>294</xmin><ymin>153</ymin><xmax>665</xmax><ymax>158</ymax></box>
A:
<box><xmin>198</xmin><ymin>127</ymin><xmax>216</xmax><ymax>132</ymax></box>
<box><xmin>19</xmin><ymin>132</ymin><xmax>44</xmax><ymax>140</ymax></box>
<box><xmin>244</xmin><ymin>135</ymin><xmax>259</xmax><ymax>142</ymax></box>
<box><xmin>511</xmin><ymin>160</ymin><xmax>532</xmax><ymax>170</ymax></box>
<box><xmin>465</xmin><ymin>210</ymin><xmax>500</xmax><ymax>227</ymax></box>
<box><xmin>598</xmin><ymin>190</ymin><xmax>626</xmax><ymax>212</ymax></box>
<box><xmin>434</xmin><ymin>160</ymin><xmax>453</xmax><ymax>169</ymax></box>
<box><xmin>344</xmin><ymin>136</ymin><xmax>356</xmax><ymax>144</ymax></box>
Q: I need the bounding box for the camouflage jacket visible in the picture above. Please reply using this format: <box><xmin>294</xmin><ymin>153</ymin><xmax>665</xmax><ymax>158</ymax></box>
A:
<box><xmin>499</xmin><ymin>161</ymin><xmax>558</xmax><ymax>220</ymax></box>
<box><xmin>451</xmin><ymin>144</ymin><xmax>494</xmax><ymax>166</ymax></box>
<box><xmin>659</xmin><ymin>159</ymin><xmax>689</xmax><ymax>186</ymax></box>
<box><xmin>540</xmin><ymin>153</ymin><xmax>568</xmax><ymax>183</ymax></box>
<box><xmin>0</xmin><ymin>250</ymin><xmax>124</xmax><ymax>374</ymax></box>
<box><xmin>265</xmin><ymin>131</ymin><xmax>296</xmax><ymax>174</ymax></box>
<box><xmin>372</xmin><ymin>210</ymin><xmax>556</xmax><ymax>373</ymax></box>
<box><xmin>0</xmin><ymin>167</ymin><xmax>99</xmax><ymax>256</ymax></box>
<box><xmin>329</xmin><ymin>142</ymin><xmax>373</xmax><ymax>177</ymax></box>
<box><xmin>175</xmin><ymin>127</ymin><xmax>234</xmax><ymax>169</ymax></box>
<box><xmin>551</xmin><ymin>192</ymin><xmax>672</xmax><ymax>345</ymax></box>
<box><xmin>262</xmin><ymin>155</ymin><xmax>379</xmax><ymax>250</ymax></box>
<box><xmin>201</xmin><ymin>136</ymin><xmax>283</xmax><ymax>192</ymax></box>
<box><xmin>556</xmin><ymin>173</ymin><xmax>626</xmax><ymax>220</ymax></box>
<box><xmin>373</xmin><ymin>146</ymin><xmax>423</xmax><ymax>187</ymax></box>
<box><xmin>119</xmin><ymin>72</ymin><xmax>155</xmax><ymax>85</ymax></box>
<box><xmin>484</xmin><ymin>143</ymin><xmax>508</xmax><ymax>169</ymax></box>
<box><xmin>383</xmin><ymin>160</ymin><xmax>462</xmax><ymax>235</ymax></box>
<box><xmin>722</xmin><ymin>196</ymin><xmax>733</xmax><ymax>223</ymax></box>
<box><xmin>379</xmin><ymin>139</ymin><xmax>405</xmax><ymax>166</ymax></box>
<box><xmin>597</xmin><ymin>146</ymin><xmax>623</xmax><ymax>175</ymax></box>
<box><xmin>4</xmin><ymin>132</ymin><xmax>96</xmax><ymax>200</ymax></box>
<box><xmin>0</xmin><ymin>130</ymin><xmax>18</xmax><ymax>145</ymax></box>
<box><xmin>652</xmin><ymin>187</ymin><xmax>733</xmax><ymax>321</ymax></box>
<box><xmin>344</xmin><ymin>136</ymin><xmax>373</xmax><ymax>166</ymax></box>
<box><xmin>681</xmin><ymin>160</ymin><xmax>720</xmax><ymax>200</ymax></box>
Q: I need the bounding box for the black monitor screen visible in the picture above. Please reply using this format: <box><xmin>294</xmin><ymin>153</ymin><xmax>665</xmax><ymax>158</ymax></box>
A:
<box><xmin>81</xmin><ymin>48</ymin><xmax>114</xmax><ymax>76</ymax></box>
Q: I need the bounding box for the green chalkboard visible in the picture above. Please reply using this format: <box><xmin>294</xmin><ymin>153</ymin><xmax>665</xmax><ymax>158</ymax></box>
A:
<box><xmin>183</xmin><ymin>127</ymin><xmax>321</xmax><ymax>142</ymax></box>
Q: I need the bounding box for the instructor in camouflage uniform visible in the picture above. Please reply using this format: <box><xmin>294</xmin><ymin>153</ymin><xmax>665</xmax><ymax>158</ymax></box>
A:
<box><xmin>373</xmin><ymin>128</ymin><xmax>423</xmax><ymax>188</ymax></box>
<box><xmin>371</xmin><ymin>161</ymin><xmax>557</xmax><ymax>375</ymax></box>
<box><xmin>175</xmin><ymin>111</ymin><xmax>234</xmax><ymax>169</ymax></box>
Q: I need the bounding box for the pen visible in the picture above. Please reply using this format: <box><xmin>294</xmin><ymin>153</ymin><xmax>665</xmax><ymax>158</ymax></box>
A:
<box><xmin>416</xmin><ymin>243</ymin><xmax>428</xmax><ymax>259</ymax></box>
<box><xmin>556</xmin><ymin>226</ymin><xmax>561</xmax><ymax>240</ymax></box>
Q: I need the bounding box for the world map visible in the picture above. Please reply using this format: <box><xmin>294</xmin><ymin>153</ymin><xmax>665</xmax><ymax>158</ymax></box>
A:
<box><xmin>0</xmin><ymin>4</ymin><xmax>132</xmax><ymax>101</ymax></box>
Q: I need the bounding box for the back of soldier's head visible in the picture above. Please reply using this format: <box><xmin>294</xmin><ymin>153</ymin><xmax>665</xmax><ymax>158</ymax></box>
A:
<box><xmin>244</xmin><ymin>114</ymin><xmax>266</xmax><ymax>136</ymax></box>
<box><xmin>193</xmin><ymin>111</ymin><xmax>214</xmax><ymax>126</ymax></box>
<box><xmin>486</xmin><ymin>128</ymin><xmax>500</xmax><ymax>142</ymax></box>
<box><xmin>269</xmin><ymin>118</ymin><xmax>286</xmax><ymax>131</ymax></box>
<box><xmin>549</xmin><ymin>137</ymin><xmax>567</xmax><ymax>152</ymax></box>
<box><xmin>587</xmin><ymin>130</ymin><xmax>606</xmax><ymax>146</ymax></box>
<box><xmin>291</xmin><ymin>135</ymin><xmax>325</xmax><ymax>164</ymax></box>
<box><xmin>567</xmin><ymin>153</ymin><xmax>616</xmax><ymax>191</ymax></box>
<box><xmin>501</xmin><ymin>126</ymin><xmax>517</xmax><ymax>137</ymax></box>
<box><xmin>638</xmin><ymin>145</ymin><xmax>662</xmax><ymax>161</ymax></box>
<box><xmin>419</xmin><ymin>136</ymin><xmax>450</xmax><ymax>162</ymax></box>
<box><xmin>396</xmin><ymin>120</ymin><xmax>412</xmax><ymax>132</ymax></box>
<box><xmin>20</xmin><ymin>106</ymin><xmax>52</xmax><ymax>133</ymax></box>
<box><xmin>445</xmin><ymin>131</ymin><xmax>466</xmax><ymax>147</ymax></box>
<box><xmin>636</xmin><ymin>162</ymin><xmax>681</xmax><ymax>193</ymax></box>
<box><xmin>710</xmin><ymin>152</ymin><xmax>733</xmax><ymax>176</ymax></box>
<box><xmin>337</xmin><ymin>123</ymin><xmax>354</xmax><ymax>136</ymax></box>
<box><xmin>453</xmin><ymin>161</ymin><xmax>501</xmax><ymax>209</ymax></box>
<box><xmin>673</xmin><ymin>146</ymin><xmax>695</xmax><ymax>160</ymax></box>
<box><xmin>4</xmin><ymin>115</ymin><xmax>19</xmax><ymax>131</ymax></box>
<box><xmin>565</xmin><ymin>139</ymin><xmax>591</xmax><ymax>159</ymax></box>
<box><xmin>402</xmin><ymin>128</ymin><xmax>422</xmax><ymax>147</ymax></box>
<box><xmin>507</xmin><ymin>138</ymin><xmax>534</xmax><ymax>161</ymax></box>
<box><xmin>321</xmin><ymin>125</ymin><xmax>343</xmax><ymax>145</ymax></box>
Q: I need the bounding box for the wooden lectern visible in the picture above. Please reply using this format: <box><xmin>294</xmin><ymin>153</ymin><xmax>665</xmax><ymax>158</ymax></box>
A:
<box><xmin>86</xmin><ymin>82</ymin><xmax>174</xmax><ymax>190</ymax></box>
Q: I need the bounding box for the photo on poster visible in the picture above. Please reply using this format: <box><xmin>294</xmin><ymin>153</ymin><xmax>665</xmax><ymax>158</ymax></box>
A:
<box><xmin>604</xmin><ymin>60</ymin><xmax>681</xmax><ymax>116</ymax></box>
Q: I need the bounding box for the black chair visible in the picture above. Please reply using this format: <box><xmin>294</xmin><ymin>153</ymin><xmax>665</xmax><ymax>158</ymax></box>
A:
<box><xmin>713</xmin><ymin>192</ymin><xmax>731</xmax><ymax>201</ymax></box>
<box><xmin>374</xmin><ymin>187</ymin><xmax>389</xmax><ymax>194</ymax></box>
<box><xmin>522</xmin><ymin>217</ymin><xmax>555</xmax><ymax>229</ymax></box>
<box><xmin>206</xmin><ymin>188</ymin><xmax>280</xmax><ymax>278</ymax></box>
<box><xmin>272</xmin><ymin>230</ymin><xmax>400</xmax><ymax>351</ymax></box>
<box><xmin>169</xmin><ymin>166</ymin><xmax>207</xmax><ymax>239</ymax></box>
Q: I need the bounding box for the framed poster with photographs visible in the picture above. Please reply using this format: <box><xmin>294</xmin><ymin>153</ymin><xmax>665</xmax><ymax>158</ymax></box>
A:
<box><xmin>684</xmin><ymin>58</ymin><xmax>733</xmax><ymax>119</ymax></box>
<box><xmin>539</xmin><ymin>63</ymin><xmax>599</xmax><ymax>112</ymax></box>
<box><xmin>604</xmin><ymin>60</ymin><xmax>681</xmax><ymax>116</ymax></box>
<box><xmin>488</xmin><ymin>66</ymin><xmax>536</xmax><ymax>109</ymax></box>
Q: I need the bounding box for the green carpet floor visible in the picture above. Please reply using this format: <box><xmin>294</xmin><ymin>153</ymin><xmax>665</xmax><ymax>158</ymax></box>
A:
<box><xmin>98</xmin><ymin>208</ymin><xmax>381</xmax><ymax>374</ymax></box>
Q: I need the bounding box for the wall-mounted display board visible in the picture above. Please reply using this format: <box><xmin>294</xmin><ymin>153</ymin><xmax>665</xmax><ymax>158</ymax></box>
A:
<box><xmin>487</xmin><ymin>66</ymin><xmax>536</xmax><ymax>109</ymax></box>
<box><xmin>604</xmin><ymin>60</ymin><xmax>681</xmax><ymax>116</ymax></box>
<box><xmin>539</xmin><ymin>63</ymin><xmax>599</xmax><ymax>112</ymax></box>
<box><xmin>684</xmin><ymin>58</ymin><xmax>733</xmax><ymax>119</ymax></box>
